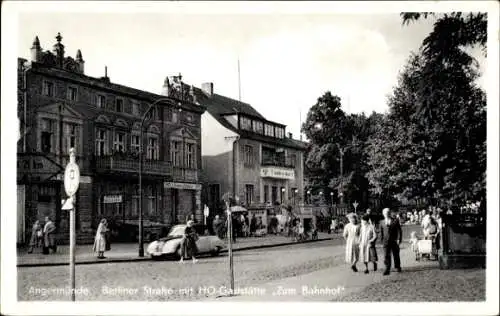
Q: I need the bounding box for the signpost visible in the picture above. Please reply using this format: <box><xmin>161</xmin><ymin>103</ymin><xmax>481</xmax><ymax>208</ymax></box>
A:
<box><xmin>353</xmin><ymin>201</ymin><xmax>359</xmax><ymax>213</ymax></box>
<box><xmin>63</xmin><ymin>148</ymin><xmax>80</xmax><ymax>302</ymax></box>
<box><xmin>225</xmin><ymin>199</ymin><xmax>235</xmax><ymax>293</ymax></box>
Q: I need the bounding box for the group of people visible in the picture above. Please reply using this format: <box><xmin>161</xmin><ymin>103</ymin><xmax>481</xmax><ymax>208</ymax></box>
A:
<box><xmin>28</xmin><ymin>216</ymin><xmax>57</xmax><ymax>254</ymax></box>
<box><xmin>343</xmin><ymin>208</ymin><xmax>402</xmax><ymax>275</ymax></box>
<box><xmin>211</xmin><ymin>213</ymin><xmax>268</xmax><ymax>241</ymax></box>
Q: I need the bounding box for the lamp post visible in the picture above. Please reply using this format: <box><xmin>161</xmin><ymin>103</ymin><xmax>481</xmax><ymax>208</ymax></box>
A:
<box><xmin>330</xmin><ymin>192</ymin><xmax>334</xmax><ymax>216</ymax></box>
<box><xmin>336</xmin><ymin>144</ymin><xmax>345</xmax><ymax>205</ymax></box>
<box><xmin>307</xmin><ymin>190</ymin><xmax>311</xmax><ymax>205</ymax></box>
<box><xmin>281</xmin><ymin>187</ymin><xmax>286</xmax><ymax>205</ymax></box>
<box><xmin>138</xmin><ymin>98</ymin><xmax>177</xmax><ymax>257</ymax></box>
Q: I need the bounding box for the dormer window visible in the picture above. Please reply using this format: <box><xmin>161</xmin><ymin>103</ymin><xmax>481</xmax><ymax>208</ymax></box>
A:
<box><xmin>240</xmin><ymin>117</ymin><xmax>252</xmax><ymax>131</ymax></box>
<box><xmin>253</xmin><ymin>121</ymin><xmax>263</xmax><ymax>134</ymax></box>
<box><xmin>264</xmin><ymin>124</ymin><xmax>274</xmax><ymax>137</ymax></box>
<box><xmin>275</xmin><ymin>127</ymin><xmax>285</xmax><ymax>139</ymax></box>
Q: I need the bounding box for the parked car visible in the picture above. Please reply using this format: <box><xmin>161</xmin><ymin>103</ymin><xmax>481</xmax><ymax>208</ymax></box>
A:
<box><xmin>146</xmin><ymin>224</ymin><xmax>225</xmax><ymax>260</ymax></box>
<box><xmin>109</xmin><ymin>219</ymin><xmax>170</xmax><ymax>243</ymax></box>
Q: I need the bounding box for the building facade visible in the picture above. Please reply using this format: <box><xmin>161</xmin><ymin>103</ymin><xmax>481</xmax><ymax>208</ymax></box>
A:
<box><xmin>196</xmin><ymin>82</ymin><xmax>309</xmax><ymax>230</ymax></box>
<box><xmin>17</xmin><ymin>34</ymin><xmax>205</xmax><ymax>244</ymax></box>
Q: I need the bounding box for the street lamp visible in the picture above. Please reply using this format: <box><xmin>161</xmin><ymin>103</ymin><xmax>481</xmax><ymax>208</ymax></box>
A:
<box><xmin>307</xmin><ymin>190</ymin><xmax>311</xmax><ymax>204</ymax></box>
<box><xmin>330</xmin><ymin>192</ymin><xmax>334</xmax><ymax>215</ymax></box>
<box><xmin>281</xmin><ymin>187</ymin><xmax>286</xmax><ymax>205</ymax></box>
<box><xmin>335</xmin><ymin>143</ymin><xmax>346</xmax><ymax>205</ymax></box>
<box><xmin>138</xmin><ymin>97</ymin><xmax>177</xmax><ymax>257</ymax></box>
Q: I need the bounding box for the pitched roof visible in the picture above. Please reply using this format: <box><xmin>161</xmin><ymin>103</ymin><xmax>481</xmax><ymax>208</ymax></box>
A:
<box><xmin>194</xmin><ymin>87</ymin><xmax>264</xmax><ymax>119</ymax></box>
<box><xmin>193</xmin><ymin>87</ymin><xmax>308</xmax><ymax>151</ymax></box>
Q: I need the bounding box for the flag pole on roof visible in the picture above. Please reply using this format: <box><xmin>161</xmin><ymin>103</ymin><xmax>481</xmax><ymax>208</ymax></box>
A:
<box><xmin>238</xmin><ymin>58</ymin><xmax>241</xmax><ymax>102</ymax></box>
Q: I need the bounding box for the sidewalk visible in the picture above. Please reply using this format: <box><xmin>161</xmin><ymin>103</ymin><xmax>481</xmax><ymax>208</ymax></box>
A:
<box><xmin>210</xmin><ymin>245</ymin><xmax>437</xmax><ymax>302</ymax></box>
<box><xmin>17</xmin><ymin>232</ymin><xmax>335</xmax><ymax>267</ymax></box>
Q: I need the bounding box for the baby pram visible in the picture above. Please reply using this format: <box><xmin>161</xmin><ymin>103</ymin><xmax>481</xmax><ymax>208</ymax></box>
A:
<box><xmin>416</xmin><ymin>233</ymin><xmax>439</xmax><ymax>261</ymax></box>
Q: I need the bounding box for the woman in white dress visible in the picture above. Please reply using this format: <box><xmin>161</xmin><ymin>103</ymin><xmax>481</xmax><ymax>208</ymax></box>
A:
<box><xmin>93</xmin><ymin>218</ymin><xmax>108</xmax><ymax>259</ymax></box>
<box><xmin>343</xmin><ymin>213</ymin><xmax>360</xmax><ymax>272</ymax></box>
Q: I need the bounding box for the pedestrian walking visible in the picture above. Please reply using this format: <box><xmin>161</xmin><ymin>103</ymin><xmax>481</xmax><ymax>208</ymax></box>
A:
<box><xmin>213</xmin><ymin>215</ymin><xmax>225</xmax><ymax>239</ymax></box>
<box><xmin>250</xmin><ymin>214</ymin><xmax>257</xmax><ymax>237</ymax></box>
<box><xmin>179</xmin><ymin>220</ymin><xmax>198</xmax><ymax>264</ymax></box>
<box><xmin>380</xmin><ymin>208</ymin><xmax>402</xmax><ymax>275</ymax></box>
<box><xmin>330</xmin><ymin>218</ymin><xmax>337</xmax><ymax>234</ymax></box>
<box><xmin>93</xmin><ymin>218</ymin><xmax>108</xmax><ymax>259</ymax></box>
<box><xmin>343</xmin><ymin>213</ymin><xmax>360</xmax><ymax>272</ymax></box>
<box><xmin>43</xmin><ymin>216</ymin><xmax>57</xmax><ymax>254</ymax></box>
<box><xmin>28</xmin><ymin>220</ymin><xmax>43</xmax><ymax>253</ymax></box>
<box><xmin>359</xmin><ymin>215</ymin><xmax>378</xmax><ymax>273</ymax></box>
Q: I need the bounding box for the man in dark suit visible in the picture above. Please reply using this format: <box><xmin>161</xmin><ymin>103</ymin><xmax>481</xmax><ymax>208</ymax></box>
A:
<box><xmin>379</xmin><ymin>208</ymin><xmax>402</xmax><ymax>275</ymax></box>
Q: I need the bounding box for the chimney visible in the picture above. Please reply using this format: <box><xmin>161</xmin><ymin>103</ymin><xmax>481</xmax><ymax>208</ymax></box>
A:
<box><xmin>288</xmin><ymin>132</ymin><xmax>293</xmax><ymax>139</ymax></box>
<box><xmin>31</xmin><ymin>36</ymin><xmax>42</xmax><ymax>62</ymax></box>
<box><xmin>201</xmin><ymin>82</ymin><xmax>214</xmax><ymax>96</ymax></box>
<box><xmin>75</xmin><ymin>49</ymin><xmax>85</xmax><ymax>74</ymax></box>
<box><xmin>100</xmin><ymin>65</ymin><xmax>110</xmax><ymax>83</ymax></box>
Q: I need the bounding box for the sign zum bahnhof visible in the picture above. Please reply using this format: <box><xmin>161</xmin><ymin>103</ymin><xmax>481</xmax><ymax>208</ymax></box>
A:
<box><xmin>260</xmin><ymin>167</ymin><xmax>295</xmax><ymax>180</ymax></box>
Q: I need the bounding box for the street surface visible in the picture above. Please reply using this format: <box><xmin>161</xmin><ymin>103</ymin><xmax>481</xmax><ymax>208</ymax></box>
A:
<box><xmin>18</xmin><ymin>224</ymin><xmax>485</xmax><ymax>302</ymax></box>
<box><xmin>18</xmin><ymin>239</ymin><xmax>346</xmax><ymax>301</ymax></box>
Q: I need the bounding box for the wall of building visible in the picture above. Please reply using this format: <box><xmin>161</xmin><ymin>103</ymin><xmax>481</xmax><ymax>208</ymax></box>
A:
<box><xmin>18</xmin><ymin>55</ymin><xmax>204</xmax><ymax>244</ymax></box>
<box><xmin>236</xmin><ymin>138</ymin><xmax>262</xmax><ymax>203</ymax></box>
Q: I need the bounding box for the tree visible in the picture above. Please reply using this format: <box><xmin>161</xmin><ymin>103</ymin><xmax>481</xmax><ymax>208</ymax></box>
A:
<box><xmin>401</xmin><ymin>12</ymin><xmax>487</xmax><ymax>58</ymax></box>
<box><xmin>302</xmin><ymin>92</ymin><xmax>347</xmax><ymax>193</ymax></box>
<box><xmin>302</xmin><ymin>92</ymin><xmax>377</xmax><ymax>207</ymax></box>
<box><xmin>403</xmin><ymin>11</ymin><xmax>487</xmax><ymax>204</ymax></box>
<box><xmin>366</xmin><ymin>15</ymin><xmax>487</xmax><ymax>206</ymax></box>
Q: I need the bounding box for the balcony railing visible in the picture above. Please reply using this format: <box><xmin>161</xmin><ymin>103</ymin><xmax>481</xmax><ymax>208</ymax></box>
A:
<box><xmin>94</xmin><ymin>155</ymin><xmax>172</xmax><ymax>176</ymax></box>
<box><xmin>172</xmin><ymin>167</ymin><xmax>198</xmax><ymax>183</ymax></box>
<box><xmin>261</xmin><ymin>157</ymin><xmax>295</xmax><ymax>168</ymax></box>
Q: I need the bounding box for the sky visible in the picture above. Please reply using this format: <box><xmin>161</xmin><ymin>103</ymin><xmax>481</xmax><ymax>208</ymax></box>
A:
<box><xmin>15</xmin><ymin>3</ymin><xmax>488</xmax><ymax>140</ymax></box>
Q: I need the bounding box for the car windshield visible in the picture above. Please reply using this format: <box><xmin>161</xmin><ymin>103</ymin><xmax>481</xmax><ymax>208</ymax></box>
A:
<box><xmin>168</xmin><ymin>225</ymin><xmax>186</xmax><ymax>237</ymax></box>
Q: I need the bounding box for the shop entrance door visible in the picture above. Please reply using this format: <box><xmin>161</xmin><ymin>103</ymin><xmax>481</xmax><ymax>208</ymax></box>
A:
<box><xmin>303</xmin><ymin>218</ymin><xmax>312</xmax><ymax>232</ymax></box>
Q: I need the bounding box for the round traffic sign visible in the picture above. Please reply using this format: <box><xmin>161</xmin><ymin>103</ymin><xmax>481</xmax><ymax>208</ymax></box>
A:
<box><xmin>64</xmin><ymin>161</ymin><xmax>80</xmax><ymax>197</ymax></box>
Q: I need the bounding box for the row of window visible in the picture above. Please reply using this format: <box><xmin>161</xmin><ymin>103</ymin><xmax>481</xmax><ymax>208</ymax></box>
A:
<box><xmin>243</xmin><ymin>145</ymin><xmax>297</xmax><ymax>168</ymax></box>
<box><xmin>95</xmin><ymin>129</ymin><xmax>197</xmax><ymax>168</ymax></box>
<box><xmin>38</xmin><ymin>118</ymin><xmax>196</xmax><ymax>168</ymax></box>
<box><xmin>208</xmin><ymin>183</ymin><xmax>297</xmax><ymax>207</ymax></box>
<box><xmin>42</xmin><ymin>81</ymin><xmax>191</xmax><ymax>123</ymax></box>
<box><xmin>263</xmin><ymin>185</ymin><xmax>297</xmax><ymax>204</ymax></box>
<box><xmin>239</xmin><ymin>116</ymin><xmax>285</xmax><ymax>139</ymax></box>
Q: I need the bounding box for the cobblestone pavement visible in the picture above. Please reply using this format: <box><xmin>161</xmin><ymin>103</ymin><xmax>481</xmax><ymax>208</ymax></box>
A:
<box><xmin>18</xmin><ymin>239</ymin><xmax>346</xmax><ymax>301</ymax></box>
<box><xmin>336</xmin><ymin>267</ymin><xmax>485</xmax><ymax>302</ymax></box>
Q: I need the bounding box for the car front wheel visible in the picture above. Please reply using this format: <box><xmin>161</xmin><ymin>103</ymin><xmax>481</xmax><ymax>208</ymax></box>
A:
<box><xmin>211</xmin><ymin>246</ymin><xmax>221</xmax><ymax>257</ymax></box>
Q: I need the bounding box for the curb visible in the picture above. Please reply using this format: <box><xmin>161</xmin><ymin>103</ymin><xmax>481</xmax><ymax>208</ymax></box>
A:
<box><xmin>221</xmin><ymin>236</ymin><xmax>335</xmax><ymax>254</ymax></box>
<box><xmin>17</xmin><ymin>236</ymin><xmax>337</xmax><ymax>268</ymax></box>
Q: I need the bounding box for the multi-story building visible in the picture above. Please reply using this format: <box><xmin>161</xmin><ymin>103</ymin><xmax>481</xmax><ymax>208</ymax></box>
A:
<box><xmin>17</xmin><ymin>33</ymin><xmax>205</xmax><ymax>244</ymax></box>
<box><xmin>196</xmin><ymin>82</ymin><xmax>310</xmax><ymax>230</ymax></box>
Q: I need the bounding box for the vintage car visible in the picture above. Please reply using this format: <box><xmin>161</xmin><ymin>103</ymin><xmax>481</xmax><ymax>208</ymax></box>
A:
<box><xmin>146</xmin><ymin>224</ymin><xmax>225</xmax><ymax>260</ymax></box>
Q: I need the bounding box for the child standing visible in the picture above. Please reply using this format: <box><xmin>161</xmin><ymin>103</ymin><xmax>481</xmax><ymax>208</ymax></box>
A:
<box><xmin>410</xmin><ymin>231</ymin><xmax>419</xmax><ymax>259</ymax></box>
<box><xmin>359</xmin><ymin>215</ymin><xmax>378</xmax><ymax>273</ymax></box>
